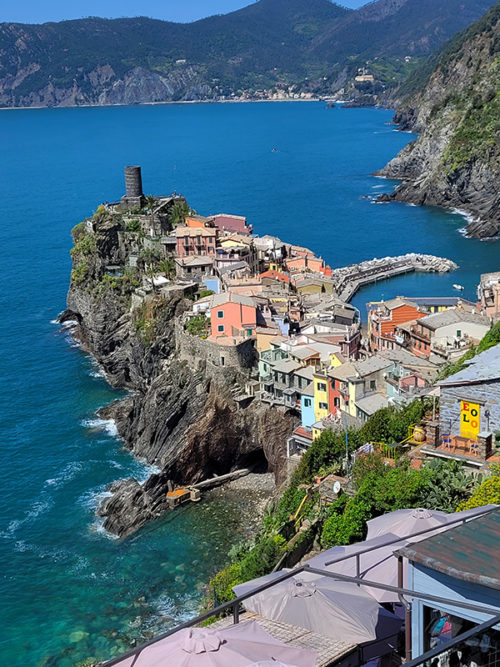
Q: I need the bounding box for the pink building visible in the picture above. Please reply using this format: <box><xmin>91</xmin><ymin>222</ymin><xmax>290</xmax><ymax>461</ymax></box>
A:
<box><xmin>286</xmin><ymin>255</ymin><xmax>325</xmax><ymax>273</ymax></box>
<box><xmin>212</xmin><ymin>213</ymin><xmax>252</xmax><ymax>235</ymax></box>
<box><xmin>175</xmin><ymin>226</ymin><xmax>217</xmax><ymax>258</ymax></box>
<box><xmin>210</xmin><ymin>292</ymin><xmax>258</xmax><ymax>338</ymax></box>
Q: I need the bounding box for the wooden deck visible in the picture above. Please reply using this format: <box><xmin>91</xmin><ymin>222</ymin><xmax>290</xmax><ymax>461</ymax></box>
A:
<box><xmin>211</xmin><ymin>612</ymin><xmax>358</xmax><ymax>667</ymax></box>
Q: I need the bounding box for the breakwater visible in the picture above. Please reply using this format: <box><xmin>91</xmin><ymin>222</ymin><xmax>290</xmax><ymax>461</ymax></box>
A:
<box><xmin>332</xmin><ymin>253</ymin><xmax>458</xmax><ymax>302</ymax></box>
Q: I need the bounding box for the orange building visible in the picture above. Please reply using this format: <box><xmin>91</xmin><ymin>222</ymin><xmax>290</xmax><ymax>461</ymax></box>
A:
<box><xmin>368</xmin><ymin>298</ymin><xmax>425</xmax><ymax>352</ymax></box>
<box><xmin>185</xmin><ymin>214</ymin><xmax>214</xmax><ymax>228</ymax></box>
<box><xmin>286</xmin><ymin>255</ymin><xmax>325</xmax><ymax>273</ymax></box>
<box><xmin>210</xmin><ymin>292</ymin><xmax>258</xmax><ymax>338</ymax></box>
<box><xmin>260</xmin><ymin>269</ymin><xmax>290</xmax><ymax>286</ymax></box>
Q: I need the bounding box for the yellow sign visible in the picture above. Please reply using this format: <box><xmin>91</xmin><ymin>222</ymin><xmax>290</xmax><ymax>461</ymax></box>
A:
<box><xmin>460</xmin><ymin>401</ymin><xmax>481</xmax><ymax>439</ymax></box>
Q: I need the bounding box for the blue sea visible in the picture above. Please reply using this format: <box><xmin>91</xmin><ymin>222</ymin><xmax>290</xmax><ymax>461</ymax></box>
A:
<box><xmin>0</xmin><ymin>101</ymin><xmax>498</xmax><ymax>665</ymax></box>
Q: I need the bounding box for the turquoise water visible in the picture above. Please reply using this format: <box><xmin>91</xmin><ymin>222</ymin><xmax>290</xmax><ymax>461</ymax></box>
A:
<box><xmin>0</xmin><ymin>102</ymin><xmax>498</xmax><ymax>665</ymax></box>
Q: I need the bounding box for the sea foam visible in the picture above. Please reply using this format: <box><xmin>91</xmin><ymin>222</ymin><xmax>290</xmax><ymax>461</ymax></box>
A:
<box><xmin>81</xmin><ymin>417</ymin><xmax>118</xmax><ymax>437</ymax></box>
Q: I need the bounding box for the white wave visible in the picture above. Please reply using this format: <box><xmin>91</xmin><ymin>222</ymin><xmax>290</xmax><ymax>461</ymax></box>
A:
<box><xmin>81</xmin><ymin>417</ymin><xmax>118</xmax><ymax>437</ymax></box>
<box><xmin>26</xmin><ymin>498</ymin><xmax>53</xmax><ymax>520</ymax></box>
<box><xmin>134</xmin><ymin>461</ymin><xmax>161</xmax><ymax>483</ymax></box>
<box><xmin>14</xmin><ymin>539</ymin><xmax>70</xmax><ymax>562</ymax></box>
<box><xmin>88</xmin><ymin>358</ymin><xmax>106</xmax><ymax>379</ymax></box>
<box><xmin>90</xmin><ymin>518</ymin><xmax>120</xmax><ymax>540</ymax></box>
<box><xmin>151</xmin><ymin>592</ymin><xmax>196</xmax><ymax>625</ymax></box>
<box><xmin>44</xmin><ymin>461</ymin><xmax>84</xmax><ymax>489</ymax></box>
<box><xmin>451</xmin><ymin>207</ymin><xmax>477</xmax><ymax>226</ymax></box>
<box><xmin>371</xmin><ymin>185</ymin><xmax>384</xmax><ymax>189</ymax></box>
<box><xmin>78</xmin><ymin>486</ymin><xmax>112</xmax><ymax>512</ymax></box>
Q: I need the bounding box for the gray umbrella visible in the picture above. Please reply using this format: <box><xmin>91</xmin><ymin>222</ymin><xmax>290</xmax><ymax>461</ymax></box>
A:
<box><xmin>241</xmin><ymin>572</ymin><xmax>401</xmax><ymax>645</ymax></box>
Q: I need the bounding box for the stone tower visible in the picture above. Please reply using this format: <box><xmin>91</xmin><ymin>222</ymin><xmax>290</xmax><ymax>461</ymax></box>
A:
<box><xmin>121</xmin><ymin>165</ymin><xmax>145</xmax><ymax>209</ymax></box>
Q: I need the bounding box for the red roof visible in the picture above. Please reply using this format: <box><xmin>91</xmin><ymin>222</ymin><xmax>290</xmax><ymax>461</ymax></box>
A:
<box><xmin>260</xmin><ymin>269</ymin><xmax>290</xmax><ymax>284</ymax></box>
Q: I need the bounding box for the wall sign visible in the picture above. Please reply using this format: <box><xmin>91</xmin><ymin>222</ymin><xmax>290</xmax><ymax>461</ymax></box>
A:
<box><xmin>460</xmin><ymin>401</ymin><xmax>481</xmax><ymax>439</ymax></box>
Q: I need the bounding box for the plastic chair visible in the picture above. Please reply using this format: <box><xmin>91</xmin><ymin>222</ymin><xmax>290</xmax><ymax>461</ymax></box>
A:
<box><xmin>469</xmin><ymin>440</ymin><xmax>479</xmax><ymax>457</ymax></box>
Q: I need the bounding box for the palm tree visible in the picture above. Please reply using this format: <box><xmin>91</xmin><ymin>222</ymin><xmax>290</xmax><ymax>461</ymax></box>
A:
<box><xmin>169</xmin><ymin>200</ymin><xmax>190</xmax><ymax>228</ymax></box>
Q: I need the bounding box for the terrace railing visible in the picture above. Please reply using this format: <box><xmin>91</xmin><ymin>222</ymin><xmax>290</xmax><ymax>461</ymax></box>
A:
<box><xmin>102</xmin><ymin>505</ymin><xmax>498</xmax><ymax>667</ymax></box>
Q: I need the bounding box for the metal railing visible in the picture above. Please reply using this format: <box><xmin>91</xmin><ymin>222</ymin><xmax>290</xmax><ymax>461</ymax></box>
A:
<box><xmin>102</xmin><ymin>505</ymin><xmax>498</xmax><ymax>666</ymax></box>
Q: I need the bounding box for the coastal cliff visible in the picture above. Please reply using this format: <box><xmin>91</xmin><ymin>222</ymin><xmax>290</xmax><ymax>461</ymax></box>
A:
<box><xmin>377</xmin><ymin>2</ymin><xmax>500</xmax><ymax>239</ymax></box>
<box><xmin>63</xmin><ymin>207</ymin><xmax>297</xmax><ymax>538</ymax></box>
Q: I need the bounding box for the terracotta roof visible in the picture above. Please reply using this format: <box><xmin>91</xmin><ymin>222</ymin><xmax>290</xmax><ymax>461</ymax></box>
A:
<box><xmin>260</xmin><ymin>269</ymin><xmax>291</xmax><ymax>284</ymax></box>
<box><xmin>175</xmin><ymin>226</ymin><xmax>217</xmax><ymax>237</ymax></box>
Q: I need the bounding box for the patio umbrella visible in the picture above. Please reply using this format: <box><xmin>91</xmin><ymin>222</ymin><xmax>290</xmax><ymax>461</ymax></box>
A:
<box><xmin>306</xmin><ymin>506</ymin><xmax>500</xmax><ymax>603</ymax></box>
<box><xmin>366</xmin><ymin>505</ymin><xmax>500</xmax><ymax>542</ymax></box>
<box><xmin>366</xmin><ymin>508</ymin><xmax>449</xmax><ymax>540</ymax></box>
<box><xmin>112</xmin><ymin>619</ymin><xmax>316</xmax><ymax>667</ymax></box>
<box><xmin>306</xmin><ymin>533</ymin><xmax>409</xmax><ymax>604</ymax></box>
<box><xmin>242</xmin><ymin>572</ymin><xmax>401</xmax><ymax>645</ymax></box>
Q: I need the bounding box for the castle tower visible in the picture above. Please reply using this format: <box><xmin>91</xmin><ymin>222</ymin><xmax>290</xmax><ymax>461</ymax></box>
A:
<box><xmin>121</xmin><ymin>165</ymin><xmax>145</xmax><ymax>208</ymax></box>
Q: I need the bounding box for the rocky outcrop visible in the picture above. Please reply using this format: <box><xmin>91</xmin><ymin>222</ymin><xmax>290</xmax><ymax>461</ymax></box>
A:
<box><xmin>377</xmin><ymin>3</ymin><xmax>500</xmax><ymax>239</ymax></box>
<box><xmin>64</xmin><ymin>210</ymin><xmax>298</xmax><ymax>537</ymax></box>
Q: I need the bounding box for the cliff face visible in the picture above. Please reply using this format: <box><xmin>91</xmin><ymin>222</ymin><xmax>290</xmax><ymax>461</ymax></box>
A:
<box><xmin>378</xmin><ymin>2</ymin><xmax>500</xmax><ymax>239</ymax></box>
<box><xmin>64</xmin><ymin>208</ymin><xmax>297</xmax><ymax>537</ymax></box>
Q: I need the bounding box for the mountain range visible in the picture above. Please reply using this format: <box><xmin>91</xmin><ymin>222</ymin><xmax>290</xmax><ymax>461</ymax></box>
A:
<box><xmin>0</xmin><ymin>0</ymin><xmax>498</xmax><ymax>107</ymax></box>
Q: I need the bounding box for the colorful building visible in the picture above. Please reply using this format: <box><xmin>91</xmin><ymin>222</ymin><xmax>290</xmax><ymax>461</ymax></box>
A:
<box><xmin>260</xmin><ymin>269</ymin><xmax>291</xmax><ymax>286</ymax></box>
<box><xmin>210</xmin><ymin>292</ymin><xmax>257</xmax><ymax>338</ymax></box>
<box><xmin>367</xmin><ymin>298</ymin><xmax>425</xmax><ymax>352</ymax></box>
<box><xmin>211</xmin><ymin>213</ymin><xmax>252</xmax><ymax>235</ymax></box>
<box><xmin>397</xmin><ymin>308</ymin><xmax>491</xmax><ymax>359</ymax></box>
<box><xmin>184</xmin><ymin>214</ymin><xmax>214</xmax><ymax>228</ymax></box>
<box><xmin>313</xmin><ymin>371</ymin><xmax>331</xmax><ymax>422</ymax></box>
<box><xmin>286</xmin><ymin>255</ymin><xmax>325</xmax><ymax>273</ymax></box>
<box><xmin>175</xmin><ymin>226</ymin><xmax>217</xmax><ymax>258</ymax></box>
<box><xmin>300</xmin><ymin>383</ymin><xmax>316</xmax><ymax>429</ymax></box>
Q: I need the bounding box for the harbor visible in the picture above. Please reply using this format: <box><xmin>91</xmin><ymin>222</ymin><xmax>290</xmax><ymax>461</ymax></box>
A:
<box><xmin>331</xmin><ymin>253</ymin><xmax>458</xmax><ymax>302</ymax></box>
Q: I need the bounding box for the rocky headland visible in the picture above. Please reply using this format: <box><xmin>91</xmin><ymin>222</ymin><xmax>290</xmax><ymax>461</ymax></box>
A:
<box><xmin>62</xmin><ymin>206</ymin><xmax>297</xmax><ymax>538</ymax></box>
<box><xmin>377</xmin><ymin>2</ymin><xmax>500</xmax><ymax>240</ymax></box>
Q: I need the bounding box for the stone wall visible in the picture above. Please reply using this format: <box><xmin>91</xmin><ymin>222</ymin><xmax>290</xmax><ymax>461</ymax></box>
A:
<box><xmin>175</xmin><ymin>321</ymin><xmax>257</xmax><ymax>384</ymax></box>
<box><xmin>440</xmin><ymin>379</ymin><xmax>500</xmax><ymax>437</ymax></box>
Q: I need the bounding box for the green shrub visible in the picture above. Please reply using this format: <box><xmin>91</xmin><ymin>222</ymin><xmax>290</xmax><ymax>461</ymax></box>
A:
<box><xmin>238</xmin><ymin>535</ymin><xmax>287</xmax><ymax>583</ymax></box>
<box><xmin>71</xmin><ymin>261</ymin><xmax>89</xmax><ymax>284</ymax></box>
<box><xmin>321</xmin><ymin>495</ymin><xmax>370</xmax><ymax>547</ymax></box>
<box><xmin>186</xmin><ymin>314</ymin><xmax>210</xmax><ymax>337</ymax></box>
<box><xmin>124</xmin><ymin>218</ymin><xmax>141</xmax><ymax>232</ymax></box>
<box><xmin>457</xmin><ymin>475</ymin><xmax>500</xmax><ymax>510</ymax></box>
<box><xmin>208</xmin><ymin>564</ymin><xmax>241</xmax><ymax>605</ymax></box>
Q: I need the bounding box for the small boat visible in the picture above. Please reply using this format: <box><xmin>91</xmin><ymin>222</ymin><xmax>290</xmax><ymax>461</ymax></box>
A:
<box><xmin>453</xmin><ymin>284</ymin><xmax>465</xmax><ymax>290</ymax></box>
<box><xmin>271</xmin><ymin>148</ymin><xmax>278</xmax><ymax>153</ymax></box>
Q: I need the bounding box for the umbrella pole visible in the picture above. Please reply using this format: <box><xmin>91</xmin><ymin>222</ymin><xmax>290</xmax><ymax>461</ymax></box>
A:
<box><xmin>398</xmin><ymin>555</ymin><xmax>412</xmax><ymax>661</ymax></box>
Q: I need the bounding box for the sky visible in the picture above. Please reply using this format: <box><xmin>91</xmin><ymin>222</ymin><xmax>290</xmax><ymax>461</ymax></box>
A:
<box><xmin>1</xmin><ymin>0</ymin><xmax>369</xmax><ymax>24</ymax></box>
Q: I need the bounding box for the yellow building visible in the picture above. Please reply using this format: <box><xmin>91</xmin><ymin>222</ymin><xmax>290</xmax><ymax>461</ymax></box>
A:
<box><xmin>329</xmin><ymin>351</ymin><xmax>345</xmax><ymax>368</ymax></box>
<box><xmin>313</xmin><ymin>371</ymin><xmax>330</xmax><ymax>422</ymax></box>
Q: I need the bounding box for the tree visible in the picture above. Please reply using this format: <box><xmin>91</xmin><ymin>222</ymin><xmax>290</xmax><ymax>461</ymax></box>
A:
<box><xmin>145</xmin><ymin>195</ymin><xmax>157</xmax><ymax>215</ymax></box>
<box><xmin>169</xmin><ymin>200</ymin><xmax>190</xmax><ymax>227</ymax></box>
<box><xmin>139</xmin><ymin>248</ymin><xmax>161</xmax><ymax>291</ymax></box>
